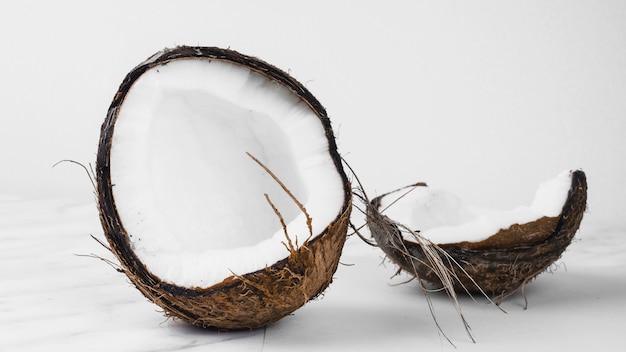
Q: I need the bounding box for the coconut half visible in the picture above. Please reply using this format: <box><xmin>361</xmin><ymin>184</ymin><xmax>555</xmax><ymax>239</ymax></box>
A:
<box><xmin>96</xmin><ymin>46</ymin><xmax>352</xmax><ymax>329</ymax></box>
<box><xmin>366</xmin><ymin>170</ymin><xmax>587</xmax><ymax>300</ymax></box>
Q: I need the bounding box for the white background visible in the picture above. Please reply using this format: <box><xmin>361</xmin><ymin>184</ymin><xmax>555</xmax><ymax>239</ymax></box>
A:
<box><xmin>1</xmin><ymin>1</ymin><xmax>625</xmax><ymax>351</ymax></box>
<box><xmin>1</xmin><ymin>0</ymin><xmax>625</xmax><ymax>228</ymax></box>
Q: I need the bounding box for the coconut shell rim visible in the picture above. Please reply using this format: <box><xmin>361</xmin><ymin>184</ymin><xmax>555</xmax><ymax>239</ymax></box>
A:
<box><xmin>366</xmin><ymin>170</ymin><xmax>587</xmax><ymax>296</ymax></box>
<box><xmin>96</xmin><ymin>46</ymin><xmax>352</xmax><ymax>302</ymax></box>
<box><xmin>370</xmin><ymin>170</ymin><xmax>587</xmax><ymax>251</ymax></box>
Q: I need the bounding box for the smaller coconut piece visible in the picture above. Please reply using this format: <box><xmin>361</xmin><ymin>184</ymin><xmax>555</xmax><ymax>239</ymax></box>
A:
<box><xmin>366</xmin><ymin>170</ymin><xmax>587</xmax><ymax>302</ymax></box>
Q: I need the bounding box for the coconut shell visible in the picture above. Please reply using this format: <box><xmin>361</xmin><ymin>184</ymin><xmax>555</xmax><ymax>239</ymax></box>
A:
<box><xmin>367</xmin><ymin>170</ymin><xmax>587</xmax><ymax>298</ymax></box>
<box><xmin>96</xmin><ymin>46</ymin><xmax>352</xmax><ymax>329</ymax></box>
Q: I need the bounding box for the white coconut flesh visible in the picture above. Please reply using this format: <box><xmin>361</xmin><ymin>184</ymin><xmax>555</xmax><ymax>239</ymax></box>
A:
<box><xmin>110</xmin><ymin>58</ymin><xmax>345</xmax><ymax>288</ymax></box>
<box><xmin>377</xmin><ymin>170</ymin><xmax>573</xmax><ymax>245</ymax></box>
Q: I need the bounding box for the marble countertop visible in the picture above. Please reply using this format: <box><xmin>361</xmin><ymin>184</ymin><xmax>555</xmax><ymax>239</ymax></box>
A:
<box><xmin>2</xmin><ymin>197</ymin><xmax>624</xmax><ymax>351</ymax></box>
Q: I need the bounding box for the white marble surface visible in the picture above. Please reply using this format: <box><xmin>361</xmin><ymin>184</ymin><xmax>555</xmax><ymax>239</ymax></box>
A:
<box><xmin>2</xmin><ymin>197</ymin><xmax>625</xmax><ymax>351</ymax></box>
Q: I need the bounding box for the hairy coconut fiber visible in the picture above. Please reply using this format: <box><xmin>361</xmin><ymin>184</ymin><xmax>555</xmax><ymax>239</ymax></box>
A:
<box><xmin>366</xmin><ymin>170</ymin><xmax>587</xmax><ymax>300</ymax></box>
<box><xmin>96</xmin><ymin>46</ymin><xmax>352</xmax><ymax>329</ymax></box>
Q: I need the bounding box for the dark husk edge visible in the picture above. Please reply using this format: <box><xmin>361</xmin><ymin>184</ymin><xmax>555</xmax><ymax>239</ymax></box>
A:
<box><xmin>366</xmin><ymin>170</ymin><xmax>587</xmax><ymax>299</ymax></box>
<box><xmin>96</xmin><ymin>46</ymin><xmax>352</xmax><ymax>329</ymax></box>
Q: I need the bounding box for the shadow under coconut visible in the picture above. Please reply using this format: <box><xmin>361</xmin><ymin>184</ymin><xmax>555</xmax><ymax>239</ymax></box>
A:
<box><xmin>264</xmin><ymin>298</ymin><xmax>437</xmax><ymax>350</ymax></box>
<box><xmin>166</xmin><ymin>318</ymin><xmax>261</xmax><ymax>336</ymax></box>
<box><xmin>419</xmin><ymin>262</ymin><xmax>626</xmax><ymax>313</ymax></box>
<box><xmin>503</xmin><ymin>267</ymin><xmax>626</xmax><ymax>310</ymax></box>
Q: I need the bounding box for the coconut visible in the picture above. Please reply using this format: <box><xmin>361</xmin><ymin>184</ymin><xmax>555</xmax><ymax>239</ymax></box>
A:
<box><xmin>96</xmin><ymin>46</ymin><xmax>352</xmax><ymax>329</ymax></box>
<box><xmin>366</xmin><ymin>170</ymin><xmax>587</xmax><ymax>302</ymax></box>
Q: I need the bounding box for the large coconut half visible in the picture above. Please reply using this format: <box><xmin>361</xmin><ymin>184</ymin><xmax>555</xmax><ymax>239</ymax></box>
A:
<box><xmin>96</xmin><ymin>46</ymin><xmax>352</xmax><ymax>329</ymax></box>
<box><xmin>366</xmin><ymin>170</ymin><xmax>587</xmax><ymax>300</ymax></box>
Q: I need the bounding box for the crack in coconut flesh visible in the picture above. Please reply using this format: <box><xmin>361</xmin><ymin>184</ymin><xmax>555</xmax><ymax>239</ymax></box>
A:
<box><xmin>96</xmin><ymin>46</ymin><xmax>351</xmax><ymax>329</ymax></box>
<box><xmin>366</xmin><ymin>170</ymin><xmax>587</xmax><ymax>299</ymax></box>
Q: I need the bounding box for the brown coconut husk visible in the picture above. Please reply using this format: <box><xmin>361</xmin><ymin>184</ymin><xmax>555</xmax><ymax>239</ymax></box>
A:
<box><xmin>366</xmin><ymin>170</ymin><xmax>587</xmax><ymax>304</ymax></box>
<box><xmin>96</xmin><ymin>46</ymin><xmax>352</xmax><ymax>329</ymax></box>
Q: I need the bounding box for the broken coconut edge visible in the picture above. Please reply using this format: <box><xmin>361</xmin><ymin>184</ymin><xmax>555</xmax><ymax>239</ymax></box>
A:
<box><xmin>366</xmin><ymin>170</ymin><xmax>587</xmax><ymax>299</ymax></box>
<box><xmin>95</xmin><ymin>46</ymin><xmax>352</xmax><ymax>329</ymax></box>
